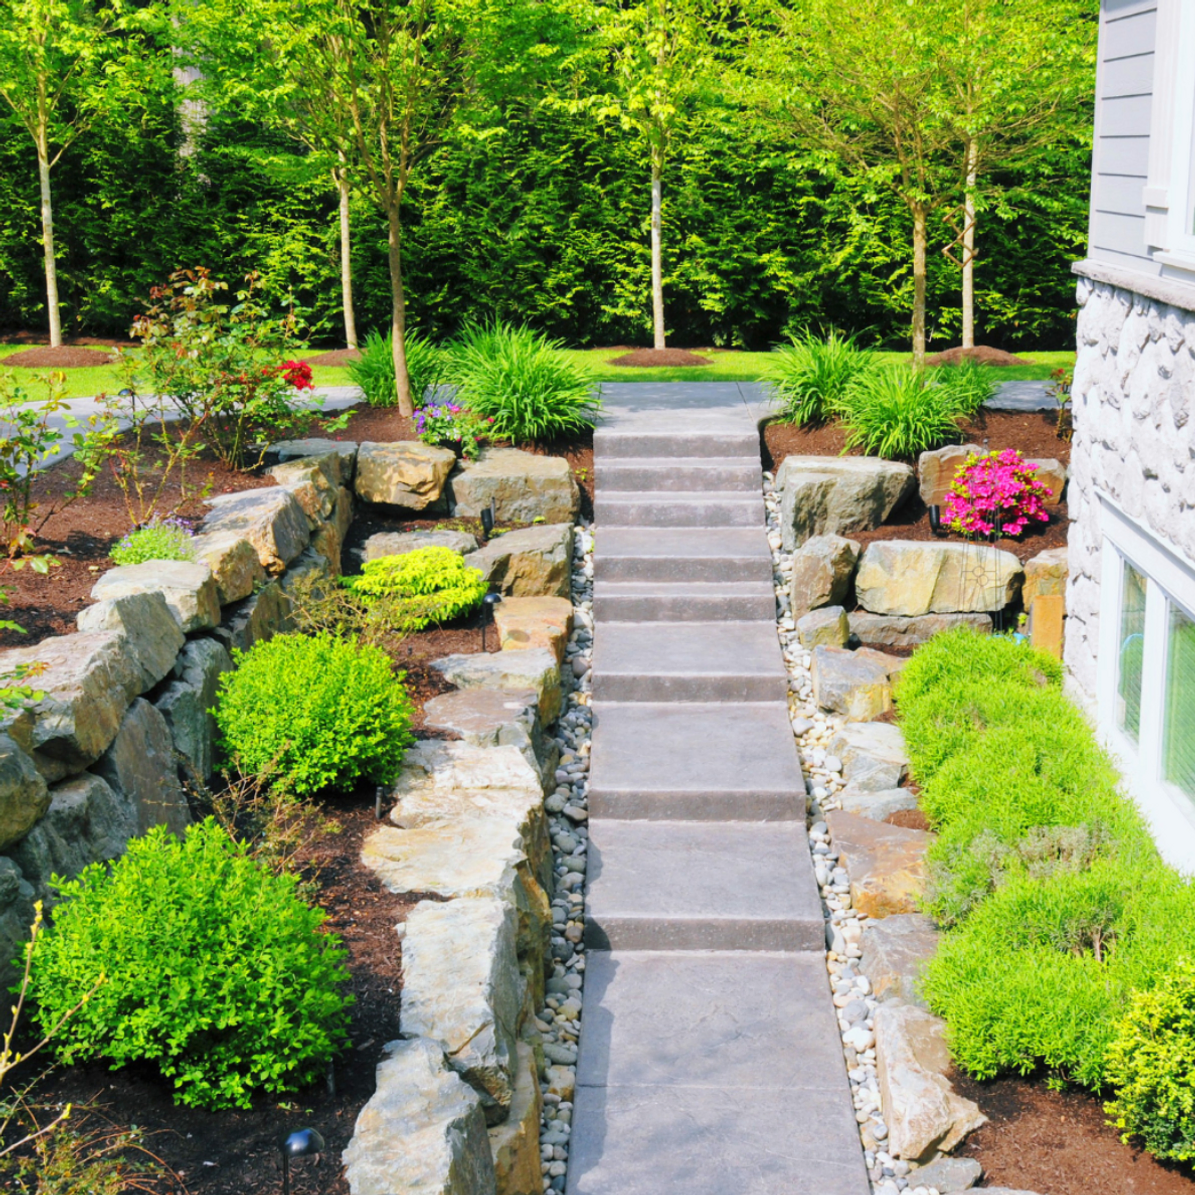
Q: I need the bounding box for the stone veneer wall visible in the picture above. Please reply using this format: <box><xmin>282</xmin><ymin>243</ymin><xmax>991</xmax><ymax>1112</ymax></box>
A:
<box><xmin>1065</xmin><ymin>276</ymin><xmax>1195</xmax><ymax>701</ymax></box>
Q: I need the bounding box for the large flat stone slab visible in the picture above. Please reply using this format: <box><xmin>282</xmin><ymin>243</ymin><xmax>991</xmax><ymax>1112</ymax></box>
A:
<box><xmin>362</xmin><ymin>528</ymin><xmax>479</xmax><ymax>563</ymax></box>
<box><xmin>596</xmin><ymin>490</ymin><xmax>763</xmax><ymax>529</ymax></box>
<box><xmin>593</xmin><ymin>527</ymin><xmax>772</xmax><ymax>584</ymax></box>
<box><xmin>592</xmin><ymin>622</ymin><xmax>786</xmax><ymax>702</ymax></box>
<box><xmin>430</xmin><ymin>649</ymin><xmax>562</xmax><ymax>725</ymax></box>
<box><xmin>449</xmin><ymin>447</ymin><xmax>579</xmax><ymax>524</ymax></box>
<box><xmin>583</xmin><ymin>819</ymin><xmax>822</xmax><ymax>951</ymax></box>
<box><xmin>493</xmin><ymin>596</ymin><xmax>573</xmax><ymax>663</ymax></box>
<box><xmin>855</xmin><ymin>541</ymin><xmax>1023</xmax><ymax>616</ymax></box>
<box><xmin>848</xmin><ymin>611</ymin><xmax>992</xmax><ymax>648</ymax></box>
<box><xmin>588</xmin><ymin>702</ymin><xmax>803</xmax><ymax>820</ymax></box>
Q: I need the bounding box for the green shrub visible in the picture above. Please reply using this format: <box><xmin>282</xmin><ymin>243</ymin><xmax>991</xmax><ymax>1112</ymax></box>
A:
<box><xmin>942</xmin><ymin>360</ymin><xmax>996</xmax><ymax>417</ymax></box>
<box><xmin>348</xmin><ymin>328</ymin><xmax>443</xmax><ymax>408</ymax></box>
<box><xmin>344</xmin><ymin>546</ymin><xmax>488</xmax><ymax>630</ymax></box>
<box><xmin>215</xmin><ymin>632</ymin><xmax>414</xmax><ymax>795</ymax></box>
<box><xmin>26</xmin><ymin>820</ymin><xmax>351</xmax><ymax>1109</ymax></box>
<box><xmin>834</xmin><ymin>366</ymin><xmax>975</xmax><ymax>458</ymax></box>
<box><xmin>1105</xmin><ymin>957</ymin><xmax>1195</xmax><ymax>1161</ymax></box>
<box><xmin>768</xmin><ymin>329</ymin><xmax>873</xmax><ymax>426</ymax></box>
<box><xmin>108</xmin><ymin>519</ymin><xmax>195</xmax><ymax>565</ymax></box>
<box><xmin>447</xmin><ymin>321</ymin><xmax>601</xmax><ymax>442</ymax></box>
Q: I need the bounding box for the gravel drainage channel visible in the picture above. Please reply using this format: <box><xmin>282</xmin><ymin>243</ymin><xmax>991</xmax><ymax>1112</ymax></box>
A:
<box><xmin>764</xmin><ymin>470</ymin><xmax>942</xmax><ymax>1195</ymax></box>
<box><xmin>534</xmin><ymin>519</ymin><xmax>595</xmax><ymax>1194</ymax></box>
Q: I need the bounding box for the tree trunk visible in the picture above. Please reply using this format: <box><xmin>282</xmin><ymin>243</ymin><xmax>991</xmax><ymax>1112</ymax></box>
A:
<box><xmin>912</xmin><ymin>202</ymin><xmax>927</xmax><ymax>366</ymax></box>
<box><xmin>336</xmin><ymin>161</ymin><xmax>358</xmax><ymax>350</ymax></box>
<box><xmin>650</xmin><ymin>150</ymin><xmax>665</xmax><ymax>351</ymax></box>
<box><xmin>36</xmin><ymin>137</ymin><xmax>62</xmax><ymax>349</ymax></box>
<box><xmin>961</xmin><ymin>136</ymin><xmax>978</xmax><ymax>350</ymax></box>
<box><xmin>385</xmin><ymin>199</ymin><xmax>413</xmax><ymax>416</ymax></box>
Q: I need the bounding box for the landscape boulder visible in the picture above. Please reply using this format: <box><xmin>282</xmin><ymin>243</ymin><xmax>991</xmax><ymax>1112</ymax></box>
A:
<box><xmin>917</xmin><ymin>444</ymin><xmax>982</xmax><ymax>506</ymax></box>
<box><xmin>797</xmin><ymin>606</ymin><xmax>850</xmax><ymax>649</ymax></box>
<box><xmin>777</xmin><ymin>456</ymin><xmax>914</xmax><ymax>551</ymax></box>
<box><xmin>827</xmin><ymin>721</ymin><xmax>909</xmax><ymax>790</ymax></box>
<box><xmin>789</xmin><ymin>535</ymin><xmax>860</xmax><ymax>616</ymax></box>
<box><xmin>493</xmin><ymin>597</ymin><xmax>574</xmax><ymax>663</ymax></box>
<box><xmin>1027</xmin><ymin>457</ymin><xmax>1066</xmax><ymax>505</ymax></box>
<box><xmin>465</xmin><ymin>524</ymin><xmax>574</xmax><ymax>599</ymax></box>
<box><xmin>342</xmin><ymin>1036</ymin><xmax>497</xmax><ymax>1195</ymax></box>
<box><xmin>848</xmin><ymin>611</ymin><xmax>991</xmax><ymax>649</ymax></box>
<box><xmin>267</xmin><ymin>454</ymin><xmax>340</xmax><ymax>526</ymax></box>
<box><xmin>91</xmin><ymin>699</ymin><xmax>190</xmax><ymax>839</ymax></box>
<box><xmin>362</xmin><ymin>528</ymin><xmax>479</xmax><ymax>562</ymax></box>
<box><xmin>354</xmin><ymin>441</ymin><xmax>456</xmax><ymax>511</ymax></box>
<box><xmin>0</xmin><ymin>856</ymin><xmax>35</xmax><ymax>989</ymax></box>
<box><xmin>202</xmin><ymin>487</ymin><xmax>310</xmax><ymax>573</ymax></box>
<box><xmin>0</xmin><ymin>734</ymin><xmax>48</xmax><ymax>852</ymax></box>
<box><xmin>401</xmin><ymin>897</ymin><xmax>521</xmax><ymax>1124</ymax></box>
<box><xmin>212</xmin><ymin>580</ymin><xmax>291</xmax><ymax>654</ymax></box>
<box><xmin>912</xmin><ymin>1155</ymin><xmax>983</xmax><ymax>1193</ymax></box>
<box><xmin>265</xmin><ymin>437</ymin><xmax>358</xmax><ymax>483</ymax></box>
<box><xmin>1022</xmin><ymin>546</ymin><xmax>1068</xmax><ymax>608</ymax></box>
<box><xmin>154</xmin><ymin>637</ymin><xmax>234</xmax><ymax>780</ymax></box>
<box><xmin>448</xmin><ymin>448</ymin><xmax>579</xmax><ymax>524</ymax></box>
<box><xmin>488</xmin><ymin>1043</ymin><xmax>543</xmax><ymax>1195</ymax></box>
<box><xmin>838</xmin><ymin>788</ymin><xmax>919</xmax><ymax>823</ymax></box>
<box><xmin>189</xmin><ymin>531</ymin><xmax>265</xmax><ymax>605</ymax></box>
<box><xmin>422</xmin><ymin>689</ymin><xmax>558</xmax><ymax>791</ymax></box>
<box><xmin>861</xmin><ymin>913</ymin><xmax>940</xmax><ymax>1008</ymax></box>
<box><xmin>874</xmin><ymin>1001</ymin><xmax>986</xmax><ymax>1160</ymax></box>
<box><xmin>825</xmin><ymin>810</ymin><xmax>933</xmax><ymax>918</ymax></box>
<box><xmin>855</xmin><ymin>541</ymin><xmax>1023</xmax><ymax>616</ymax></box>
<box><xmin>431</xmin><ymin>648</ymin><xmax>563</xmax><ymax>725</ymax></box>
<box><xmin>77</xmin><ymin>591</ymin><xmax>185</xmax><ymax>695</ymax></box>
<box><xmin>811</xmin><ymin>646</ymin><xmax>893</xmax><ymax>721</ymax></box>
<box><xmin>91</xmin><ymin>560</ymin><xmax>220</xmax><ymax>633</ymax></box>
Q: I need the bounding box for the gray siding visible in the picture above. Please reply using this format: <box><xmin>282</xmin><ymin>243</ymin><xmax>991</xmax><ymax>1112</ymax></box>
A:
<box><xmin>1088</xmin><ymin>0</ymin><xmax>1157</xmax><ymax>272</ymax></box>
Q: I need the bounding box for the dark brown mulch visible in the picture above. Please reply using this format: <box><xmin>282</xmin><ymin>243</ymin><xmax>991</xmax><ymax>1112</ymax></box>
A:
<box><xmin>925</xmin><ymin>345</ymin><xmax>1031</xmax><ymax>367</ymax></box>
<box><xmin>607</xmin><ymin>348</ymin><xmax>713</xmax><ymax>367</ymax></box>
<box><xmin>14</xmin><ymin>793</ymin><xmax>422</xmax><ymax>1195</ymax></box>
<box><xmin>0</xmin><ymin>332</ymin><xmax>137</xmax><ymax>348</ymax></box>
<box><xmin>951</xmin><ymin>1072</ymin><xmax>1195</xmax><ymax>1195</ymax></box>
<box><xmin>1</xmin><ymin>345</ymin><xmax>116</xmax><ymax>367</ymax></box>
<box><xmin>302</xmin><ymin>349</ymin><xmax>362</xmax><ymax>367</ymax></box>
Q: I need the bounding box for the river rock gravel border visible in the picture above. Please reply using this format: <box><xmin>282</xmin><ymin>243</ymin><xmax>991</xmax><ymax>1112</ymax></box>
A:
<box><xmin>764</xmin><ymin>472</ymin><xmax>943</xmax><ymax>1195</ymax></box>
<box><xmin>534</xmin><ymin>518</ymin><xmax>594</xmax><ymax>1193</ymax></box>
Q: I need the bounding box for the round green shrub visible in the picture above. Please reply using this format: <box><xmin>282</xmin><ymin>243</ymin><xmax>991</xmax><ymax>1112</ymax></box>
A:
<box><xmin>344</xmin><ymin>546</ymin><xmax>489</xmax><ymax>629</ymax></box>
<box><xmin>27</xmin><ymin>820</ymin><xmax>351</xmax><ymax>1109</ymax></box>
<box><xmin>1106</xmin><ymin>957</ymin><xmax>1195</xmax><ymax>1161</ymax></box>
<box><xmin>109</xmin><ymin>519</ymin><xmax>195</xmax><ymax>566</ymax></box>
<box><xmin>215</xmin><ymin>631</ymin><xmax>414</xmax><ymax>795</ymax></box>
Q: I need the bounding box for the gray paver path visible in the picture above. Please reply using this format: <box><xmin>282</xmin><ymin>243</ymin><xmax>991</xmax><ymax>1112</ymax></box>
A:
<box><xmin>572</xmin><ymin>383</ymin><xmax>870</xmax><ymax>1195</ymax></box>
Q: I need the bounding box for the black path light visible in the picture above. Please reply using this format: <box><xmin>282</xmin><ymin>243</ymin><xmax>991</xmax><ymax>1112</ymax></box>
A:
<box><xmin>928</xmin><ymin>504</ymin><xmax>943</xmax><ymax>536</ymax></box>
<box><xmin>280</xmin><ymin>1128</ymin><xmax>325</xmax><ymax>1195</ymax></box>
<box><xmin>481</xmin><ymin>591</ymin><xmax>503</xmax><ymax>651</ymax></box>
<box><xmin>480</xmin><ymin>497</ymin><xmax>498</xmax><ymax>542</ymax></box>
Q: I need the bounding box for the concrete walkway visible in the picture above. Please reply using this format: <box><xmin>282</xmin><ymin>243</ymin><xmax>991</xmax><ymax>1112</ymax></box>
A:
<box><xmin>571</xmin><ymin>384</ymin><xmax>870</xmax><ymax>1195</ymax></box>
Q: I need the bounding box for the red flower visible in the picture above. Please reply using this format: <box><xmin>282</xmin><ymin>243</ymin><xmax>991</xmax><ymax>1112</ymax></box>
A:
<box><xmin>279</xmin><ymin>360</ymin><xmax>314</xmax><ymax>391</ymax></box>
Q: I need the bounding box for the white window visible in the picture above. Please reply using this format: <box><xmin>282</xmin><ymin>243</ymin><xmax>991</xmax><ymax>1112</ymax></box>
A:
<box><xmin>1097</xmin><ymin>493</ymin><xmax>1195</xmax><ymax>869</ymax></box>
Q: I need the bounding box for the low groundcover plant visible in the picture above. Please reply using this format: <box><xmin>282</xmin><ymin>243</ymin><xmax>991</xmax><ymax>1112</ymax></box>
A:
<box><xmin>108</xmin><ymin>518</ymin><xmax>196</xmax><ymax>565</ymax></box>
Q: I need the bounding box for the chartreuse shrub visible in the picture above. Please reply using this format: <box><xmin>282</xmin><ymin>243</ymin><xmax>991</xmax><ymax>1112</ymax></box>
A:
<box><xmin>215</xmin><ymin>632</ymin><xmax>414</xmax><ymax>795</ymax></box>
<box><xmin>26</xmin><ymin>820</ymin><xmax>351</xmax><ymax>1109</ymax></box>
<box><xmin>769</xmin><ymin>329</ymin><xmax>873</xmax><ymax>426</ymax></box>
<box><xmin>344</xmin><ymin>546</ymin><xmax>489</xmax><ymax>630</ymax></box>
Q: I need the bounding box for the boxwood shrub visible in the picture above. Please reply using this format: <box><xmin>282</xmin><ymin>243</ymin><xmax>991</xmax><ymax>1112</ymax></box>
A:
<box><xmin>343</xmin><ymin>545</ymin><xmax>489</xmax><ymax>630</ymax></box>
<box><xmin>27</xmin><ymin>820</ymin><xmax>351</xmax><ymax>1109</ymax></box>
<box><xmin>215</xmin><ymin>631</ymin><xmax>414</xmax><ymax>795</ymax></box>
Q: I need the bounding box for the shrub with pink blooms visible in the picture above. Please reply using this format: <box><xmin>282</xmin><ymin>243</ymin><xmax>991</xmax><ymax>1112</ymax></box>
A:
<box><xmin>943</xmin><ymin>449</ymin><xmax>1053</xmax><ymax>538</ymax></box>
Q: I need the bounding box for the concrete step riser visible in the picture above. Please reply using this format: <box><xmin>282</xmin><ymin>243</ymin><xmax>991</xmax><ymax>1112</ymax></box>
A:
<box><xmin>595</xmin><ymin>500</ymin><xmax>763</xmax><ymax>528</ymax></box>
<box><xmin>593</xmin><ymin>593</ymin><xmax>776</xmax><ymax>621</ymax></box>
<box><xmin>583</xmin><ymin>915</ymin><xmax>823</xmax><ymax>953</ymax></box>
<box><xmin>594</xmin><ymin>432</ymin><xmax>759</xmax><ymax>459</ymax></box>
<box><xmin>594</xmin><ymin>556</ymin><xmax>773</xmax><ymax>583</ymax></box>
<box><xmin>587</xmin><ymin>788</ymin><xmax>804</xmax><ymax>822</ymax></box>
<box><xmin>596</xmin><ymin>464</ymin><xmax>760</xmax><ymax>492</ymax></box>
<box><xmin>593</xmin><ymin>672</ymin><xmax>787</xmax><ymax>703</ymax></box>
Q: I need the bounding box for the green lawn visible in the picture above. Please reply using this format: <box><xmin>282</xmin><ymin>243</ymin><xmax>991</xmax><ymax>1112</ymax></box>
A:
<box><xmin>0</xmin><ymin>341</ymin><xmax>1075</xmax><ymax>401</ymax></box>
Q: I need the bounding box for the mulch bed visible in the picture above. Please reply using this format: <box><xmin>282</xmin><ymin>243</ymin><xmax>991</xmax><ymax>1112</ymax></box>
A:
<box><xmin>925</xmin><ymin>345</ymin><xmax>1031</xmax><ymax>367</ymax></box>
<box><xmin>0</xmin><ymin>332</ymin><xmax>136</xmax><ymax>348</ymax></box>
<box><xmin>951</xmin><ymin>1072</ymin><xmax>1195</xmax><ymax>1194</ymax></box>
<box><xmin>1</xmin><ymin>345</ymin><xmax>117</xmax><ymax>367</ymax></box>
<box><xmin>608</xmin><ymin>348</ymin><xmax>713</xmax><ymax>367</ymax></box>
<box><xmin>302</xmin><ymin>349</ymin><xmax>362</xmax><ymax>367</ymax></box>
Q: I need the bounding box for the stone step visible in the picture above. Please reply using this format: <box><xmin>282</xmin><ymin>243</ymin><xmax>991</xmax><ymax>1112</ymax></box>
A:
<box><xmin>588</xmin><ymin>700</ymin><xmax>804</xmax><ymax>820</ymax></box>
<box><xmin>593</xmin><ymin>428</ymin><xmax>760</xmax><ymax>460</ymax></box>
<box><xmin>593</xmin><ymin>580</ymin><xmax>775</xmax><ymax>622</ymax></box>
<box><xmin>570</xmin><ymin>950</ymin><xmax>871</xmax><ymax>1195</ymax></box>
<box><xmin>595</xmin><ymin>456</ymin><xmax>761</xmax><ymax>493</ymax></box>
<box><xmin>594</xmin><ymin>527</ymin><xmax>772</xmax><ymax>583</ymax></box>
<box><xmin>583</xmin><ymin>819</ymin><xmax>823</xmax><ymax>951</ymax></box>
<box><xmin>595</xmin><ymin>490</ymin><xmax>764</xmax><ymax>528</ymax></box>
<box><xmin>593</xmin><ymin>621</ymin><xmax>787</xmax><ymax>702</ymax></box>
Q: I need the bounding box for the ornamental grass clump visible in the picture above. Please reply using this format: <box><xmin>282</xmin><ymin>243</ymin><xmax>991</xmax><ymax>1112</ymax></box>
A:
<box><xmin>108</xmin><ymin>518</ymin><xmax>195</xmax><ymax>565</ymax></box>
<box><xmin>943</xmin><ymin>448</ymin><xmax>1053</xmax><ymax>538</ymax></box>
<box><xmin>26</xmin><ymin>819</ymin><xmax>351</xmax><ymax>1110</ymax></box>
<box><xmin>348</xmin><ymin>329</ymin><xmax>444</xmax><ymax>408</ymax></box>
<box><xmin>214</xmin><ymin>631</ymin><xmax>414</xmax><ymax>796</ymax></box>
<box><xmin>769</xmin><ymin>329</ymin><xmax>874</xmax><ymax>426</ymax></box>
<box><xmin>344</xmin><ymin>546</ymin><xmax>488</xmax><ymax>630</ymax></box>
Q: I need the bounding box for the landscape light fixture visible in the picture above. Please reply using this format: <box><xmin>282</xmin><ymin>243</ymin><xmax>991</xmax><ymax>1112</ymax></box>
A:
<box><xmin>928</xmin><ymin>504</ymin><xmax>943</xmax><ymax>536</ymax></box>
<box><xmin>481</xmin><ymin>591</ymin><xmax>502</xmax><ymax>651</ymax></box>
<box><xmin>480</xmin><ymin>498</ymin><xmax>498</xmax><ymax>542</ymax></box>
<box><xmin>279</xmin><ymin>1128</ymin><xmax>324</xmax><ymax>1195</ymax></box>
<box><xmin>375</xmin><ymin>784</ymin><xmax>385</xmax><ymax>820</ymax></box>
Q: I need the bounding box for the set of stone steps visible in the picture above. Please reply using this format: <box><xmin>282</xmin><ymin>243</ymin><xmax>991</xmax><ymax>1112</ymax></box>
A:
<box><xmin>569</xmin><ymin>384</ymin><xmax>870</xmax><ymax>1195</ymax></box>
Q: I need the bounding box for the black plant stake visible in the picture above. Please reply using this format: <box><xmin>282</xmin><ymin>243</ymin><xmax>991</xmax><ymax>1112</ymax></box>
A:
<box><xmin>481</xmin><ymin>591</ymin><xmax>502</xmax><ymax>651</ymax></box>
<box><xmin>280</xmin><ymin>1129</ymin><xmax>325</xmax><ymax>1195</ymax></box>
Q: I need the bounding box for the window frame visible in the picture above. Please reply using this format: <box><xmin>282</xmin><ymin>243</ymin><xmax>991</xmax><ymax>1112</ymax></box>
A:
<box><xmin>1163</xmin><ymin>1</ymin><xmax>1195</xmax><ymax>262</ymax></box>
<box><xmin>1096</xmin><ymin>491</ymin><xmax>1195</xmax><ymax>870</ymax></box>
